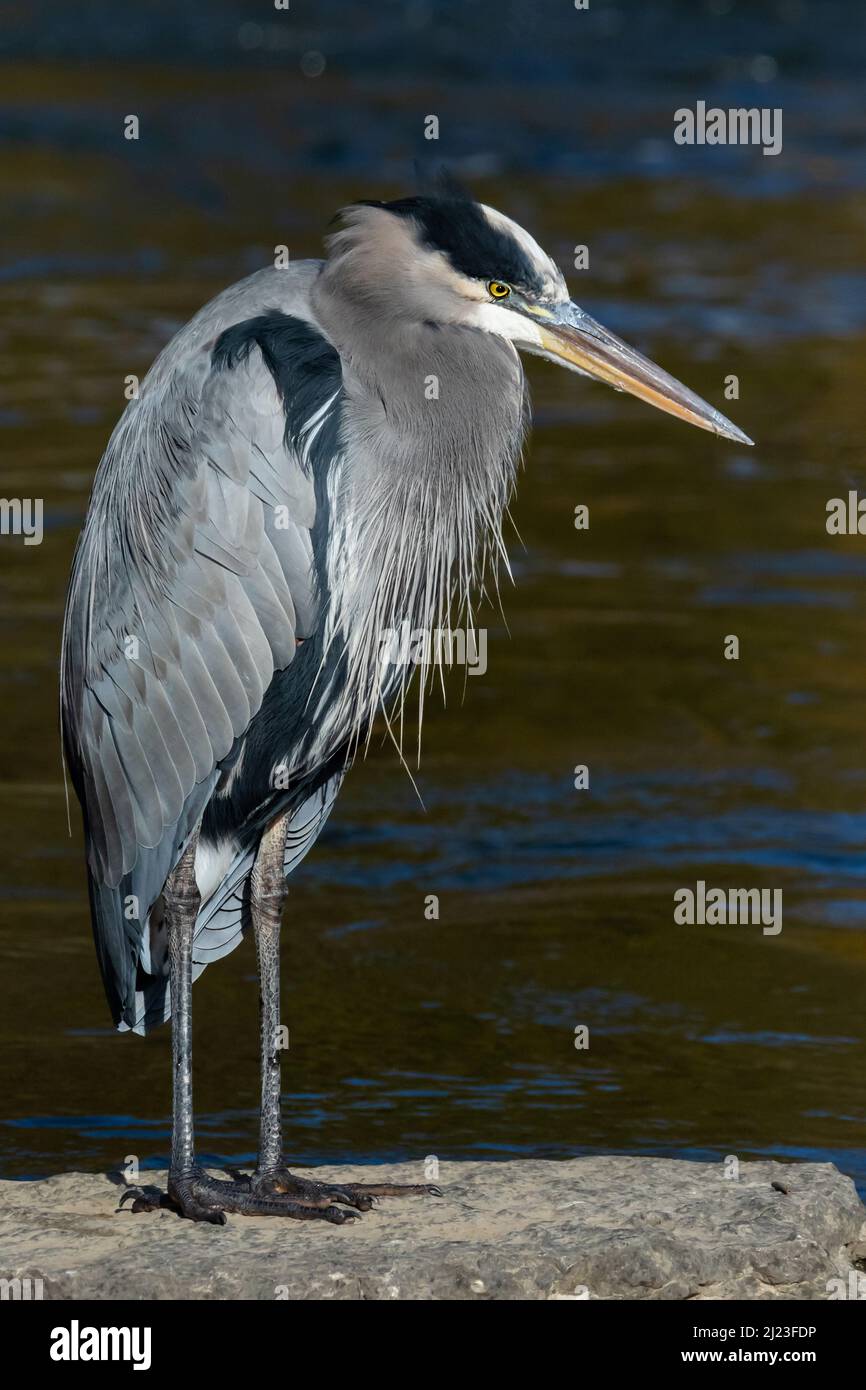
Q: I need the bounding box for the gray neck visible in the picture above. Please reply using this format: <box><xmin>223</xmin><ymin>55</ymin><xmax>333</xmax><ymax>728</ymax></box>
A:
<box><xmin>308</xmin><ymin>279</ymin><xmax>527</xmax><ymax>762</ymax></box>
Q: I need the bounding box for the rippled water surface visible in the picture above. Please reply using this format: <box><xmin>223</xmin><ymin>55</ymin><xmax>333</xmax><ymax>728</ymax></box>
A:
<box><xmin>2</xmin><ymin>1</ymin><xmax>866</xmax><ymax>1190</ymax></box>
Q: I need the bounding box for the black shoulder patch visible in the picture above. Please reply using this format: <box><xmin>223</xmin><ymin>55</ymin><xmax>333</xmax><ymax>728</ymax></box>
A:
<box><xmin>360</xmin><ymin>195</ymin><xmax>545</xmax><ymax>294</ymax></box>
<box><xmin>211</xmin><ymin>310</ymin><xmax>342</xmax><ymax>677</ymax></box>
<box><xmin>212</xmin><ymin>312</ymin><xmax>342</xmax><ymax>467</ymax></box>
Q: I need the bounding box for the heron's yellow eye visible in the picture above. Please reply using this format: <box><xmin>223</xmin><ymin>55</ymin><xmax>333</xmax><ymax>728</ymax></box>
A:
<box><xmin>488</xmin><ymin>281</ymin><xmax>511</xmax><ymax>300</ymax></box>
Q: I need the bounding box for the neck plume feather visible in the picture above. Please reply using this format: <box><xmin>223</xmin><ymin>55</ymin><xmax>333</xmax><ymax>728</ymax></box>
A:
<box><xmin>305</xmin><ymin>319</ymin><xmax>528</xmax><ymax>773</ymax></box>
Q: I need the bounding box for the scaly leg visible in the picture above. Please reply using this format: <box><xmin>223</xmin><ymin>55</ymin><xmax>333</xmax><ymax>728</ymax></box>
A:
<box><xmin>229</xmin><ymin>812</ymin><xmax>442</xmax><ymax>1213</ymax></box>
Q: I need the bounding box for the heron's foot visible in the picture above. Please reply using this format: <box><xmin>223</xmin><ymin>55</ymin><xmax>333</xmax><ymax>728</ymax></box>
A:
<box><xmin>227</xmin><ymin>1164</ymin><xmax>443</xmax><ymax>1211</ymax></box>
<box><xmin>118</xmin><ymin>1167</ymin><xmax>359</xmax><ymax>1224</ymax></box>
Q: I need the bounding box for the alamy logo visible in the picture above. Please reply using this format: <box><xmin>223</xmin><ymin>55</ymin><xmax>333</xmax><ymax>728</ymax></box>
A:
<box><xmin>826</xmin><ymin>492</ymin><xmax>866</xmax><ymax>534</ymax></box>
<box><xmin>674</xmin><ymin>880</ymin><xmax>782</xmax><ymax>936</ymax></box>
<box><xmin>0</xmin><ymin>1274</ymin><xmax>43</xmax><ymax>1300</ymax></box>
<box><xmin>379</xmin><ymin>622</ymin><xmax>487</xmax><ymax>675</ymax></box>
<box><xmin>827</xmin><ymin>1271</ymin><xmax>866</xmax><ymax>1300</ymax></box>
<box><xmin>0</xmin><ymin>497</ymin><xmax>43</xmax><ymax>545</ymax></box>
<box><xmin>49</xmin><ymin>1320</ymin><xmax>152</xmax><ymax>1371</ymax></box>
<box><xmin>674</xmin><ymin>102</ymin><xmax>782</xmax><ymax>157</ymax></box>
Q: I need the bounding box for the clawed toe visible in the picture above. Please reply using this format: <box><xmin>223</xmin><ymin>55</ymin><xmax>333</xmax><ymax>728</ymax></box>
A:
<box><xmin>321</xmin><ymin>1185</ymin><xmax>375</xmax><ymax>1212</ymax></box>
<box><xmin>341</xmin><ymin>1181</ymin><xmax>443</xmax><ymax>1200</ymax></box>
<box><xmin>117</xmin><ymin>1186</ymin><xmax>160</xmax><ymax>1214</ymax></box>
<box><xmin>249</xmin><ymin>1169</ymin><xmax>373</xmax><ymax>1211</ymax></box>
<box><xmin>248</xmin><ymin>1168</ymin><xmax>442</xmax><ymax>1211</ymax></box>
<box><xmin>319</xmin><ymin>1204</ymin><xmax>359</xmax><ymax>1225</ymax></box>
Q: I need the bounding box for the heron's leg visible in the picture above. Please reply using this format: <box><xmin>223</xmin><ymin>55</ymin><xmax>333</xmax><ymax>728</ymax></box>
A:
<box><xmin>121</xmin><ymin>833</ymin><xmax>227</xmax><ymax>1223</ymax></box>
<box><xmin>167</xmin><ymin>833</ymin><xmax>200</xmax><ymax>1181</ymax></box>
<box><xmin>243</xmin><ymin>812</ymin><xmax>364</xmax><ymax>1206</ymax></box>
<box><xmin>251</xmin><ymin>810</ymin><xmax>290</xmax><ymax>1177</ymax></box>
<box><xmin>162</xmin><ymin>832</ymin><xmax>229</xmax><ymax>1224</ymax></box>
<box><xmin>228</xmin><ymin>813</ymin><xmax>442</xmax><ymax>1213</ymax></box>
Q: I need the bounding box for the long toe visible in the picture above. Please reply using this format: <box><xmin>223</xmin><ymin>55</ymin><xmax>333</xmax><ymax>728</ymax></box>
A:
<box><xmin>252</xmin><ymin>1167</ymin><xmax>442</xmax><ymax>1207</ymax></box>
<box><xmin>263</xmin><ymin>1173</ymin><xmax>376</xmax><ymax>1211</ymax></box>
<box><xmin>342</xmin><ymin>1181</ymin><xmax>443</xmax><ymax>1199</ymax></box>
<box><xmin>234</xmin><ymin>1194</ymin><xmax>359</xmax><ymax>1223</ymax></box>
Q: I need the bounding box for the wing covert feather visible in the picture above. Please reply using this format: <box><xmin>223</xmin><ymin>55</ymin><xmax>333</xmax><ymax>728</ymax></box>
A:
<box><xmin>63</xmin><ymin>338</ymin><xmax>323</xmax><ymax>887</ymax></box>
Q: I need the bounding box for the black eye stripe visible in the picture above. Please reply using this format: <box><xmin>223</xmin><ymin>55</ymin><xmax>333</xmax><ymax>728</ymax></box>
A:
<box><xmin>367</xmin><ymin>195</ymin><xmax>546</xmax><ymax>293</ymax></box>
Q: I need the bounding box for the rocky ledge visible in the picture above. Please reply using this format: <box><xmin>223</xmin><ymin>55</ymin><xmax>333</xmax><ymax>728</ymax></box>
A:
<box><xmin>0</xmin><ymin>1157</ymin><xmax>864</xmax><ymax>1300</ymax></box>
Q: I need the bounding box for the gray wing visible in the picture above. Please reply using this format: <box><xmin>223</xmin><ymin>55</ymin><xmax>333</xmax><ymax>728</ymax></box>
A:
<box><xmin>61</xmin><ymin>266</ymin><xmax>331</xmax><ymax>1026</ymax></box>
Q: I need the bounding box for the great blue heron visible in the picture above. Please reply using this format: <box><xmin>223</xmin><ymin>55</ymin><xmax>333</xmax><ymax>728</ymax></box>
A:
<box><xmin>61</xmin><ymin>188</ymin><xmax>751</xmax><ymax>1224</ymax></box>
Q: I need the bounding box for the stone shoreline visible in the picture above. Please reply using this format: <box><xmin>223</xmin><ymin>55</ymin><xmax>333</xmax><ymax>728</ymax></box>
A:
<box><xmin>1</xmin><ymin>1156</ymin><xmax>863</xmax><ymax>1300</ymax></box>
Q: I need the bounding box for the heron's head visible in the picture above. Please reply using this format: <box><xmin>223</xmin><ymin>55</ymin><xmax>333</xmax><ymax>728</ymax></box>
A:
<box><xmin>324</xmin><ymin>191</ymin><xmax>751</xmax><ymax>446</ymax></box>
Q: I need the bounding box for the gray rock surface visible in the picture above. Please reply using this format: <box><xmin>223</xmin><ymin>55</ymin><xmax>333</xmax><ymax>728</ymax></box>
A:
<box><xmin>1</xmin><ymin>1157</ymin><xmax>864</xmax><ymax>1300</ymax></box>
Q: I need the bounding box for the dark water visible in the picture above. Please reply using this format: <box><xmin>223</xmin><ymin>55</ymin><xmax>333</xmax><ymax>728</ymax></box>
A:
<box><xmin>2</xmin><ymin>1</ymin><xmax>866</xmax><ymax>1191</ymax></box>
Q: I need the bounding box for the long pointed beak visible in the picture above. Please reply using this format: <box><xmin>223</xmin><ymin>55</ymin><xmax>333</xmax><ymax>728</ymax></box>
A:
<box><xmin>526</xmin><ymin>301</ymin><xmax>753</xmax><ymax>446</ymax></box>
